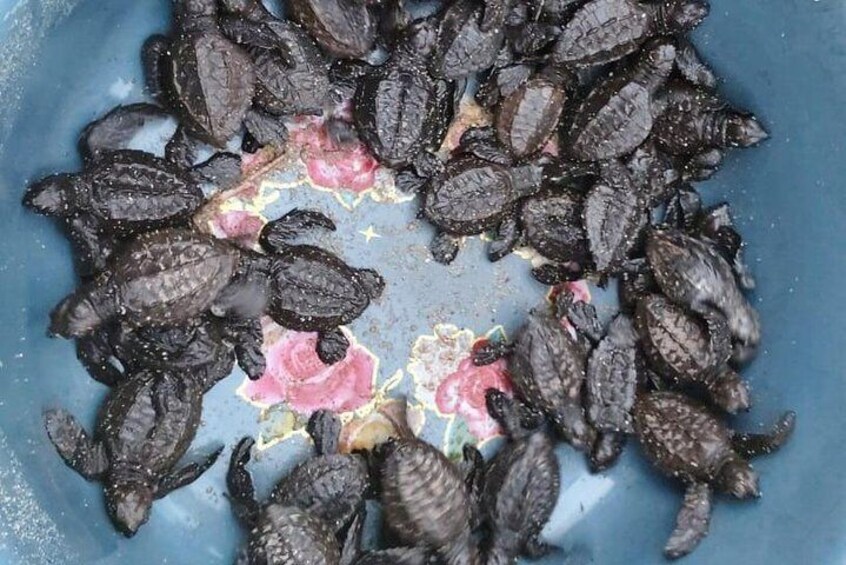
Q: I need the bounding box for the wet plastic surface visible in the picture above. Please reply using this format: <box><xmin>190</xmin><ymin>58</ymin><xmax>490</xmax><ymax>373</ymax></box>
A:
<box><xmin>0</xmin><ymin>1</ymin><xmax>844</xmax><ymax>563</ymax></box>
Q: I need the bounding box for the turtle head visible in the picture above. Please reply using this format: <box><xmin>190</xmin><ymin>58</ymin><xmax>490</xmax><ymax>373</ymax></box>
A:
<box><xmin>726</xmin><ymin>114</ymin><xmax>769</xmax><ymax>148</ymax></box>
<box><xmin>23</xmin><ymin>174</ymin><xmax>79</xmax><ymax>217</ymax></box>
<box><xmin>105</xmin><ymin>480</ymin><xmax>154</xmax><ymax>537</ymax></box>
<box><xmin>716</xmin><ymin>456</ymin><xmax>760</xmax><ymax>499</ymax></box>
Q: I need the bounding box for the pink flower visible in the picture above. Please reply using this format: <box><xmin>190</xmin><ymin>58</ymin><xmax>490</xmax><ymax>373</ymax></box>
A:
<box><xmin>290</xmin><ymin>116</ymin><xmax>380</xmax><ymax>193</ymax></box>
<box><xmin>435</xmin><ymin>350</ymin><xmax>513</xmax><ymax>440</ymax></box>
<box><xmin>210</xmin><ymin>210</ymin><xmax>264</xmax><ymax>248</ymax></box>
<box><xmin>242</xmin><ymin>330</ymin><xmax>375</xmax><ymax>414</ymax></box>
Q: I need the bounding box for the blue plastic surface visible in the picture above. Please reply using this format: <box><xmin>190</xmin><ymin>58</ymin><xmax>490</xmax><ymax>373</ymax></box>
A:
<box><xmin>0</xmin><ymin>0</ymin><xmax>844</xmax><ymax>563</ymax></box>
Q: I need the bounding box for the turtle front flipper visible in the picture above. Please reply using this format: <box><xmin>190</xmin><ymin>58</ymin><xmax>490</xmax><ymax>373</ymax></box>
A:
<box><xmin>157</xmin><ymin>445</ymin><xmax>224</xmax><ymax>498</ymax></box>
<box><xmin>44</xmin><ymin>409</ymin><xmax>109</xmax><ymax>481</ymax></box>
<box><xmin>531</xmin><ymin>262</ymin><xmax>583</xmax><ymax>285</ymax></box>
<box><xmin>76</xmin><ymin>327</ymin><xmax>124</xmax><ymax>386</ymax></box>
<box><xmin>355</xmin><ymin>268</ymin><xmax>385</xmax><ymax>300</ymax></box>
<box><xmin>224</xmin><ymin>318</ymin><xmax>266</xmax><ymax>382</ymax></box>
<box><xmin>260</xmin><ymin>208</ymin><xmax>337</xmax><ymax>253</ymax></box>
<box><xmin>306</xmin><ymin>410</ymin><xmax>342</xmax><ymax>456</ymax></box>
<box><xmin>731</xmin><ymin>411</ymin><xmax>797</xmax><ymax>459</ymax></box>
<box><xmin>431</xmin><ymin>232</ymin><xmax>461</xmax><ymax>264</ymax></box>
<box><xmin>340</xmin><ymin>507</ymin><xmax>365</xmax><ymax>565</ymax></box>
<box><xmin>165</xmin><ymin>125</ymin><xmax>203</xmax><ymax>169</ymax></box>
<box><xmin>589</xmin><ymin>431</ymin><xmax>626</xmax><ymax>472</ymax></box>
<box><xmin>243</xmin><ymin>108</ymin><xmax>289</xmax><ymax>150</ymax></box>
<box><xmin>674</xmin><ymin>37</ymin><xmax>716</xmax><ymax>89</ymax></box>
<box><xmin>473</xmin><ymin>339</ymin><xmax>513</xmax><ymax>366</ymax></box>
<box><xmin>49</xmin><ymin>277</ymin><xmax>119</xmax><ymax>338</ymax></box>
<box><xmin>485</xmin><ymin>389</ymin><xmax>544</xmax><ymax>439</ymax></box>
<box><xmin>487</xmin><ymin>215</ymin><xmax>522</xmax><ymax>262</ymax></box>
<box><xmin>64</xmin><ymin>214</ymin><xmax>115</xmax><ymax>279</ymax></box>
<box><xmin>141</xmin><ymin>35</ymin><xmax>170</xmax><ymax>103</ymax></box>
<box><xmin>317</xmin><ymin>328</ymin><xmax>350</xmax><ymax>365</ymax></box>
<box><xmin>226</xmin><ymin>437</ymin><xmax>262</xmax><ymax>528</ymax></box>
<box><xmin>218</xmin><ymin>15</ymin><xmax>281</xmax><ymax>50</ymax></box>
<box><xmin>664</xmin><ymin>483</ymin><xmax>712</xmax><ymax>560</ymax></box>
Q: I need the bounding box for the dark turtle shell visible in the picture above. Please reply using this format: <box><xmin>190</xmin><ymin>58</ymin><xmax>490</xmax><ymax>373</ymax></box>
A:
<box><xmin>583</xmin><ymin>176</ymin><xmax>647</xmax><ymax>276</ymax></box>
<box><xmin>50</xmin><ymin>229</ymin><xmax>241</xmax><ymax>337</ymax></box>
<box><xmin>585</xmin><ymin>315</ymin><xmax>639</xmax><ymax>433</ymax></box>
<box><xmin>251</xmin><ymin>22</ymin><xmax>332</xmax><ymax>115</ymax></box>
<box><xmin>635</xmin><ymin>293</ymin><xmax>718</xmax><ymax>382</ymax></box>
<box><xmin>509</xmin><ymin>309</ymin><xmax>595</xmax><ymax>450</ymax></box>
<box><xmin>552</xmin><ymin>0</ymin><xmax>652</xmax><ymax>67</ymax></box>
<box><xmin>270</xmin><ymin>453</ymin><xmax>369</xmax><ymax>533</ymax></box>
<box><xmin>268</xmin><ymin>245</ymin><xmax>380</xmax><ymax>331</ymax></box>
<box><xmin>381</xmin><ymin>438</ymin><xmax>476</xmax><ymax>560</ymax></box>
<box><xmin>520</xmin><ymin>191</ymin><xmax>590</xmax><ymax>264</ymax></box>
<box><xmin>246</xmin><ymin>504</ymin><xmax>341</xmax><ymax>565</ymax></box>
<box><xmin>288</xmin><ymin>0</ymin><xmax>376</xmax><ymax>58</ymax></box>
<box><xmin>482</xmin><ymin>432</ymin><xmax>560</xmax><ymax>563</ymax></box>
<box><xmin>354</xmin><ymin>59</ymin><xmax>446</xmax><ymax>168</ymax></box>
<box><xmin>423</xmin><ymin>156</ymin><xmax>537</xmax><ymax>235</ymax></box>
<box><xmin>96</xmin><ymin>370</ymin><xmax>203</xmax><ymax>477</ymax></box>
<box><xmin>646</xmin><ymin>229</ymin><xmax>760</xmax><ymax>349</ymax></box>
<box><xmin>430</xmin><ymin>0</ymin><xmax>505</xmax><ymax>80</ymax></box>
<box><xmin>82</xmin><ymin>151</ymin><xmax>202</xmax><ymax>232</ymax></box>
<box><xmin>633</xmin><ymin>391</ymin><xmax>734</xmax><ymax>483</ymax></box>
<box><xmin>167</xmin><ymin>31</ymin><xmax>255</xmax><ymax>146</ymax></box>
<box><xmin>495</xmin><ymin>77</ymin><xmax>567</xmax><ymax>159</ymax></box>
<box><xmin>565</xmin><ymin>40</ymin><xmax>676</xmax><ymax>161</ymax></box>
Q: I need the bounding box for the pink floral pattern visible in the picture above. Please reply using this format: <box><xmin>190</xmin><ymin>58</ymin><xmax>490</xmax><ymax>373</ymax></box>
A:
<box><xmin>434</xmin><ymin>343</ymin><xmax>513</xmax><ymax>440</ymax></box>
<box><xmin>210</xmin><ymin>210</ymin><xmax>264</xmax><ymax>249</ymax></box>
<box><xmin>289</xmin><ymin>115</ymin><xmax>380</xmax><ymax>193</ymax></box>
<box><xmin>241</xmin><ymin>328</ymin><xmax>375</xmax><ymax>414</ymax></box>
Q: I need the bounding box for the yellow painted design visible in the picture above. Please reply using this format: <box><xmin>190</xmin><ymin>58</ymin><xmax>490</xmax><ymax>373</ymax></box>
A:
<box><xmin>359</xmin><ymin>225</ymin><xmax>382</xmax><ymax>243</ymax></box>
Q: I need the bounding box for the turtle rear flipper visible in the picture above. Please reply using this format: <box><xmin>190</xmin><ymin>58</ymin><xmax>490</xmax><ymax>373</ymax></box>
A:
<box><xmin>157</xmin><ymin>445</ymin><xmax>224</xmax><ymax>498</ymax></box>
<box><xmin>732</xmin><ymin>411</ymin><xmax>796</xmax><ymax>459</ymax></box>
<box><xmin>226</xmin><ymin>437</ymin><xmax>261</xmax><ymax>528</ymax></box>
<box><xmin>306</xmin><ymin>410</ymin><xmax>342</xmax><ymax>456</ymax></box>
<box><xmin>317</xmin><ymin>328</ymin><xmax>350</xmax><ymax>365</ymax></box>
<box><xmin>664</xmin><ymin>483</ymin><xmax>712</xmax><ymax>560</ymax></box>
<box><xmin>44</xmin><ymin>409</ymin><xmax>108</xmax><ymax>481</ymax></box>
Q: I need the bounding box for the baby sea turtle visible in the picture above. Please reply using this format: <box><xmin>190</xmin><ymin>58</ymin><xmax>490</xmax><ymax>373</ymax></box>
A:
<box><xmin>495</xmin><ymin>69</ymin><xmax>570</xmax><ymax>160</ymax></box>
<box><xmin>24</xmin><ymin>150</ymin><xmax>203</xmax><ymax>237</ymax></box>
<box><xmin>50</xmin><ymin>228</ymin><xmax>241</xmax><ymax>338</ymax></box>
<box><xmin>483</xmin><ymin>390</ymin><xmax>560</xmax><ymax>564</ymax></box>
<box><xmin>378</xmin><ymin>402</ymin><xmax>480</xmax><ymax>565</ymax></box>
<box><xmin>635</xmin><ymin>294</ymin><xmax>750</xmax><ymax>413</ymax></box>
<box><xmin>582</xmin><ymin>160</ymin><xmax>648</xmax><ymax>278</ymax></box>
<box><xmin>584</xmin><ymin>314</ymin><xmax>640</xmax><ymax>470</ymax></box>
<box><xmin>254</xmin><ymin>209</ymin><xmax>385</xmax><ymax>364</ymax></box>
<box><xmin>228</xmin><ymin>410</ymin><xmax>369</xmax><ymax>534</ymax></box>
<box><xmin>653</xmin><ymin>81</ymin><xmax>769</xmax><ymax>160</ymax></box>
<box><xmin>475</xmin><ymin>295</ymin><xmax>596</xmax><ymax>452</ymax></box>
<box><xmin>142</xmin><ymin>0</ymin><xmax>255</xmax><ymax>146</ymax></box>
<box><xmin>565</xmin><ymin>39</ymin><xmax>676</xmax><ymax>161</ymax></box>
<box><xmin>552</xmin><ymin>0</ymin><xmax>709</xmax><ymax>68</ymax></box>
<box><xmin>519</xmin><ymin>188</ymin><xmax>591</xmax><ymax>285</ymax></box>
<box><xmin>287</xmin><ymin>0</ymin><xmax>377</xmax><ymax>58</ymax></box>
<box><xmin>219</xmin><ymin>0</ymin><xmax>333</xmax><ymax>116</ymax></box>
<box><xmin>44</xmin><ymin>369</ymin><xmax>221</xmax><ymax>536</ymax></box>
<box><xmin>76</xmin><ymin>314</ymin><xmax>265</xmax><ymax>388</ymax></box>
<box><xmin>646</xmin><ymin>228</ymin><xmax>761</xmax><ymax>355</ymax></box>
<box><xmin>634</xmin><ymin>391</ymin><xmax>796</xmax><ymax>559</ymax></box>
<box><xmin>354</xmin><ymin>17</ymin><xmax>455</xmax><ymax>175</ymax></box>
<box><xmin>419</xmin><ymin>129</ymin><xmax>546</xmax><ymax>263</ymax></box>
<box><xmin>429</xmin><ymin>0</ymin><xmax>510</xmax><ymax>80</ymax></box>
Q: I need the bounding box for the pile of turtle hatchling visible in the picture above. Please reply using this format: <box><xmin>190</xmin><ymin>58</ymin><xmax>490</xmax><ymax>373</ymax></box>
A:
<box><xmin>23</xmin><ymin>0</ymin><xmax>796</xmax><ymax>561</ymax></box>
